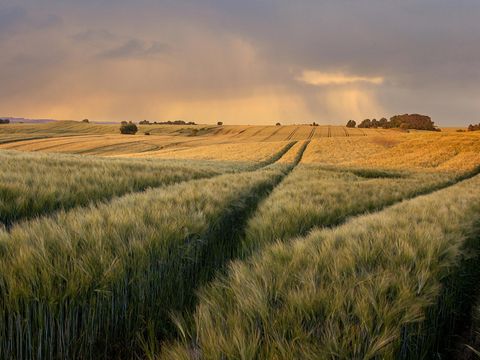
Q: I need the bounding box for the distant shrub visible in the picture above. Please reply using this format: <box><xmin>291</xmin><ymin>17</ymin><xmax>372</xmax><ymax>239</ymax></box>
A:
<box><xmin>346</xmin><ymin>120</ymin><xmax>356</xmax><ymax>128</ymax></box>
<box><xmin>0</xmin><ymin>119</ymin><xmax>10</xmax><ymax>124</ymax></box>
<box><xmin>468</xmin><ymin>123</ymin><xmax>480</xmax><ymax>131</ymax></box>
<box><xmin>144</xmin><ymin>132</ymin><xmax>151</xmax><ymax>135</ymax></box>
<box><xmin>120</xmin><ymin>122</ymin><xmax>138</xmax><ymax>135</ymax></box>
<box><xmin>311</xmin><ymin>122</ymin><xmax>319</xmax><ymax>126</ymax></box>
<box><xmin>276</xmin><ymin>122</ymin><xmax>281</xmax><ymax>126</ymax></box>
<box><xmin>456</xmin><ymin>129</ymin><xmax>465</xmax><ymax>132</ymax></box>
<box><xmin>217</xmin><ymin>121</ymin><xmax>223</xmax><ymax>126</ymax></box>
<box><xmin>82</xmin><ymin>119</ymin><xmax>89</xmax><ymax>123</ymax></box>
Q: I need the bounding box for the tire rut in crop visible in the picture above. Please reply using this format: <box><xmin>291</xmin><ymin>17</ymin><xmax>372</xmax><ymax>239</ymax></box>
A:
<box><xmin>231</xmin><ymin>128</ymin><xmax>247</xmax><ymax>137</ymax></box>
<box><xmin>139</xmin><ymin>142</ymin><xmax>309</xmax><ymax>352</ymax></box>
<box><xmin>253</xmin><ymin>141</ymin><xmax>297</xmax><ymax>169</ymax></box>
<box><xmin>286</xmin><ymin>126</ymin><xmax>300</xmax><ymax>140</ymax></box>
<box><xmin>250</xmin><ymin>126</ymin><xmax>268</xmax><ymax>137</ymax></box>
<box><xmin>1</xmin><ymin>142</ymin><xmax>297</xmax><ymax>231</ymax></box>
<box><xmin>312</xmin><ymin>165</ymin><xmax>480</xmax><ymax>239</ymax></box>
<box><xmin>430</xmin><ymin>223</ymin><xmax>480</xmax><ymax>360</ymax></box>
<box><xmin>0</xmin><ymin>136</ymin><xmax>52</xmax><ymax>145</ymax></box>
<box><xmin>158</xmin><ymin>141</ymin><xmax>310</xmax><ymax>350</ymax></box>
<box><xmin>262</xmin><ymin>127</ymin><xmax>282</xmax><ymax>141</ymax></box>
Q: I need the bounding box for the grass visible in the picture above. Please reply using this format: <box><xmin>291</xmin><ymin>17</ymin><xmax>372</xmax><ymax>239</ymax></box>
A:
<box><xmin>163</xmin><ymin>173</ymin><xmax>480</xmax><ymax>359</ymax></box>
<box><xmin>0</xmin><ymin>150</ymin><xmax>238</xmax><ymax>226</ymax></box>
<box><xmin>0</xmin><ymin>139</ymin><xmax>302</xmax><ymax>228</ymax></box>
<box><xmin>239</xmin><ymin>164</ymin><xmax>464</xmax><ymax>257</ymax></box>
<box><xmin>2</xmin><ymin>122</ymin><xmax>480</xmax><ymax>359</ymax></box>
<box><xmin>0</xmin><ymin>165</ymin><xmax>290</xmax><ymax>359</ymax></box>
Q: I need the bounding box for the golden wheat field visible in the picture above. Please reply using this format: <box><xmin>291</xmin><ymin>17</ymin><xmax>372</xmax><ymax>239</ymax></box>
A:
<box><xmin>0</xmin><ymin>121</ymin><xmax>480</xmax><ymax>360</ymax></box>
<box><xmin>1</xmin><ymin>121</ymin><xmax>479</xmax><ymax>170</ymax></box>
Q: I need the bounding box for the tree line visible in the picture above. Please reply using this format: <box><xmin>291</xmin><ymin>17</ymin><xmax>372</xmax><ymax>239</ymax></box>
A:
<box><xmin>0</xmin><ymin>119</ymin><xmax>10</xmax><ymax>124</ymax></box>
<box><xmin>346</xmin><ymin>114</ymin><xmax>440</xmax><ymax>131</ymax></box>
<box><xmin>139</xmin><ymin>120</ymin><xmax>196</xmax><ymax>125</ymax></box>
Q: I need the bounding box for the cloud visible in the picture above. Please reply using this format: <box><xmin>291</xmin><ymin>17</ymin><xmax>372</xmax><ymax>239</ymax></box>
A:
<box><xmin>0</xmin><ymin>5</ymin><xmax>61</xmax><ymax>38</ymax></box>
<box><xmin>0</xmin><ymin>6</ymin><xmax>28</xmax><ymax>35</ymax></box>
<box><xmin>98</xmin><ymin>39</ymin><xmax>169</xmax><ymax>59</ymax></box>
<box><xmin>1</xmin><ymin>0</ymin><xmax>480</xmax><ymax>125</ymax></box>
<box><xmin>297</xmin><ymin>71</ymin><xmax>384</xmax><ymax>86</ymax></box>
<box><xmin>71</xmin><ymin>29</ymin><xmax>116</xmax><ymax>43</ymax></box>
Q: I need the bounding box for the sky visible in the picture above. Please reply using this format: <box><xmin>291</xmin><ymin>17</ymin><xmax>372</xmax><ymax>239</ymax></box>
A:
<box><xmin>1</xmin><ymin>0</ymin><xmax>479</xmax><ymax>125</ymax></box>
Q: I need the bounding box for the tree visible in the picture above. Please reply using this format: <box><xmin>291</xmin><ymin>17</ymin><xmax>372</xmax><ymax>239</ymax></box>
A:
<box><xmin>346</xmin><ymin>120</ymin><xmax>356</xmax><ymax>128</ymax></box>
<box><xmin>82</xmin><ymin>119</ymin><xmax>89</xmax><ymax>123</ymax></box>
<box><xmin>389</xmin><ymin>114</ymin><xmax>438</xmax><ymax>131</ymax></box>
<box><xmin>276</xmin><ymin>122</ymin><xmax>281</xmax><ymax>126</ymax></box>
<box><xmin>468</xmin><ymin>123</ymin><xmax>480</xmax><ymax>131</ymax></box>
<box><xmin>217</xmin><ymin>121</ymin><xmax>223</xmax><ymax>126</ymax></box>
<box><xmin>120</xmin><ymin>122</ymin><xmax>138</xmax><ymax>135</ymax></box>
<box><xmin>358</xmin><ymin>119</ymin><xmax>372</xmax><ymax>128</ymax></box>
<box><xmin>0</xmin><ymin>119</ymin><xmax>10</xmax><ymax>124</ymax></box>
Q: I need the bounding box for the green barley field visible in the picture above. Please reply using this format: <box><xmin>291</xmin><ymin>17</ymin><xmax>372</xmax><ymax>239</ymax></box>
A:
<box><xmin>1</xmin><ymin>123</ymin><xmax>480</xmax><ymax>359</ymax></box>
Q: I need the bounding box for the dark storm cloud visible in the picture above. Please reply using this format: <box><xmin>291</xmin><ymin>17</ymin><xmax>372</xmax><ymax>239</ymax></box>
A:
<box><xmin>0</xmin><ymin>5</ymin><xmax>61</xmax><ymax>38</ymax></box>
<box><xmin>0</xmin><ymin>0</ymin><xmax>479</xmax><ymax>124</ymax></box>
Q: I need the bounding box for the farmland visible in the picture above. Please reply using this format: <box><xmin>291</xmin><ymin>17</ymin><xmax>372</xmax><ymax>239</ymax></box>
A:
<box><xmin>0</xmin><ymin>121</ymin><xmax>480</xmax><ymax>359</ymax></box>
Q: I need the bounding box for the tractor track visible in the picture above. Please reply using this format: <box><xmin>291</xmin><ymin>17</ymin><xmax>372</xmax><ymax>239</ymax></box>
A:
<box><xmin>263</xmin><ymin>127</ymin><xmax>282</xmax><ymax>142</ymax></box>
<box><xmin>286</xmin><ymin>127</ymin><xmax>300</xmax><ymax>141</ymax></box>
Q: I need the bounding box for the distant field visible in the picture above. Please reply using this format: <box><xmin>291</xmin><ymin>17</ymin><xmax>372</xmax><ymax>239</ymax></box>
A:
<box><xmin>0</xmin><ymin>121</ymin><xmax>479</xmax><ymax>359</ymax></box>
<box><xmin>1</xmin><ymin>121</ymin><xmax>478</xmax><ymax>171</ymax></box>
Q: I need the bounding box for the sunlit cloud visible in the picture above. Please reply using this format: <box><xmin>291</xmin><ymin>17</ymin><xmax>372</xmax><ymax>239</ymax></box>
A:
<box><xmin>297</xmin><ymin>70</ymin><xmax>384</xmax><ymax>86</ymax></box>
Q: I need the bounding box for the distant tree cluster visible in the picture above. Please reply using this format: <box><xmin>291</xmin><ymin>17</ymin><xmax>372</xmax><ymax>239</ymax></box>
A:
<box><xmin>468</xmin><ymin>123</ymin><xmax>480</xmax><ymax>131</ymax></box>
<box><xmin>357</xmin><ymin>118</ymin><xmax>389</xmax><ymax>129</ymax></box>
<box><xmin>346</xmin><ymin>120</ymin><xmax>356</xmax><ymax>128</ymax></box>
<box><xmin>0</xmin><ymin>119</ymin><xmax>10</xmax><ymax>124</ymax></box>
<box><xmin>120</xmin><ymin>121</ymin><xmax>138</xmax><ymax>135</ymax></box>
<box><xmin>275</xmin><ymin>122</ymin><xmax>281</xmax><ymax>126</ymax></box>
<box><xmin>82</xmin><ymin>119</ymin><xmax>89</xmax><ymax>123</ymax></box>
<box><xmin>139</xmin><ymin>120</ymin><xmax>196</xmax><ymax>125</ymax></box>
<box><xmin>389</xmin><ymin>114</ymin><xmax>439</xmax><ymax>131</ymax></box>
<box><xmin>347</xmin><ymin>114</ymin><xmax>440</xmax><ymax>131</ymax></box>
<box><xmin>217</xmin><ymin>121</ymin><xmax>223</xmax><ymax>126</ymax></box>
<box><xmin>311</xmin><ymin>122</ymin><xmax>319</xmax><ymax>127</ymax></box>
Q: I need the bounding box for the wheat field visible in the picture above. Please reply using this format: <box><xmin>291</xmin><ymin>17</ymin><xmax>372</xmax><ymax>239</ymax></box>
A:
<box><xmin>0</xmin><ymin>121</ymin><xmax>479</xmax><ymax>359</ymax></box>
